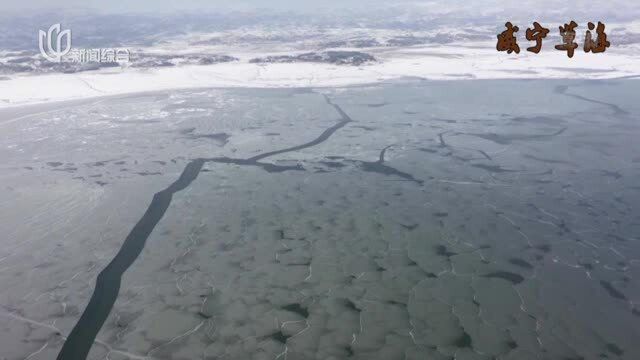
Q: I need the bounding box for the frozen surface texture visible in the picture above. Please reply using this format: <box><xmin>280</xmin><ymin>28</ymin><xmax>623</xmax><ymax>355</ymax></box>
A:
<box><xmin>0</xmin><ymin>79</ymin><xmax>639</xmax><ymax>359</ymax></box>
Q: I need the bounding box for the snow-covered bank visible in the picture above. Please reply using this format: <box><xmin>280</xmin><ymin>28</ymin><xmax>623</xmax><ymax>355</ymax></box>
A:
<box><xmin>1</xmin><ymin>42</ymin><xmax>638</xmax><ymax>108</ymax></box>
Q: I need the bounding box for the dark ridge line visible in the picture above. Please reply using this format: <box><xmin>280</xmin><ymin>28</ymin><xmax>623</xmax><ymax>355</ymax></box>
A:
<box><xmin>247</xmin><ymin>118</ymin><xmax>352</xmax><ymax>162</ymax></box>
<box><xmin>323</xmin><ymin>94</ymin><xmax>355</xmax><ymax>122</ymax></box>
<box><xmin>600</xmin><ymin>280</ymin><xmax>627</xmax><ymax>301</ymax></box>
<box><xmin>478</xmin><ymin>150</ymin><xmax>492</xmax><ymax>161</ymax></box>
<box><xmin>57</xmin><ymin>94</ymin><xmax>355</xmax><ymax>359</ymax></box>
<box><xmin>483</xmin><ymin>271</ymin><xmax>525</xmax><ymax>285</ymax></box>
<box><xmin>471</xmin><ymin>163</ymin><xmax>553</xmax><ymax>176</ymax></box>
<box><xmin>204</xmin><ymin>157</ymin><xmax>304</xmax><ymax>173</ymax></box>
<box><xmin>207</xmin><ymin>95</ymin><xmax>354</xmax><ymax>169</ymax></box>
<box><xmin>509</xmin><ymin>258</ymin><xmax>534</xmax><ymax>269</ymax></box>
<box><xmin>566</xmin><ymin>93</ymin><xmax>628</xmax><ymax>116</ymax></box>
<box><xmin>434</xmin><ymin>131</ymin><xmax>494</xmax><ymax>161</ymax></box>
<box><xmin>554</xmin><ymin>84</ymin><xmax>629</xmax><ymax>116</ymax></box>
<box><xmin>522</xmin><ymin>153</ymin><xmax>573</xmax><ymax>165</ymax></box>
<box><xmin>465</xmin><ymin>127</ymin><xmax>567</xmax><ymax>145</ymax></box>
<box><xmin>57</xmin><ymin>159</ymin><xmax>205</xmax><ymax>360</ymax></box>
<box><xmin>357</xmin><ymin>145</ymin><xmax>424</xmax><ymax>185</ymax></box>
<box><xmin>471</xmin><ymin>164</ymin><xmax>520</xmax><ymax>173</ymax></box>
<box><xmin>437</xmin><ymin>131</ymin><xmax>450</xmax><ymax>147</ymax></box>
<box><xmin>379</xmin><ymin>145</ymin><xmax>393</xmax><ymax>162</ymax></box>
<box><xmin>243</xmin><ymin>93</ymin><xmax>353</xmax><ymax>163</ymax></box>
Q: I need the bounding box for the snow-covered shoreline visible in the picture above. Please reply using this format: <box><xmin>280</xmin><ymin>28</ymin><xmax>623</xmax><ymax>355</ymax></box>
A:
<box><xmin>1</xmin><ymin>42</ymin><xmax>638</xmax><ymax>109</ymax></box>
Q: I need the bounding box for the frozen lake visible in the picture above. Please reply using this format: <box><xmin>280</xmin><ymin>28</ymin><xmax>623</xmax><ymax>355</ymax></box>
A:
<box><xmin>1</xmin><ymin>79</ymin><xmax>639</xmax><ymax>359</ymax></box>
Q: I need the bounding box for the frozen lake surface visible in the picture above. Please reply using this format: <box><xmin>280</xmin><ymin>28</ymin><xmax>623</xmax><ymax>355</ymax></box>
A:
<box><xmin>0</xmin><ymin>79</ymin><xmax>639</xmax><ymax>359</ymax></box>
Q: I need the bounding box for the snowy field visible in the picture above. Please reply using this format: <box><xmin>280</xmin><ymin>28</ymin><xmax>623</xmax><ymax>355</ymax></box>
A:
<box><xmin>1</xmin><ymin>20</ymin><xmax>639</xmax><ymax>108</ymax></box>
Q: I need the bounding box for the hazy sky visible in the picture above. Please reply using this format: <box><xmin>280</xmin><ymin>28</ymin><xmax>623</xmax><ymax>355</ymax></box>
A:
<box><xmin>1</xmin><ymin>0</ymin><xmax>634</xmax><ymax>13</ymax></box>
<box><xmin>1</xmin><ymin>0</ymin><xmax>637</xmax><ymax>21</ymax></box>
<box><xmin>3</xmin><ymin>0</ymin><xmax>381</xmax><ymax>13</ymax></box>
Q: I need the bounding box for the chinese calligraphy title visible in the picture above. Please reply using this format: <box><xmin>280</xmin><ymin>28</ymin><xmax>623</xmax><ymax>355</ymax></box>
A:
<box><xmin>497</xmin><ymin>21</ymin><xmax>610</xmax><ymax>58</ymax></box>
